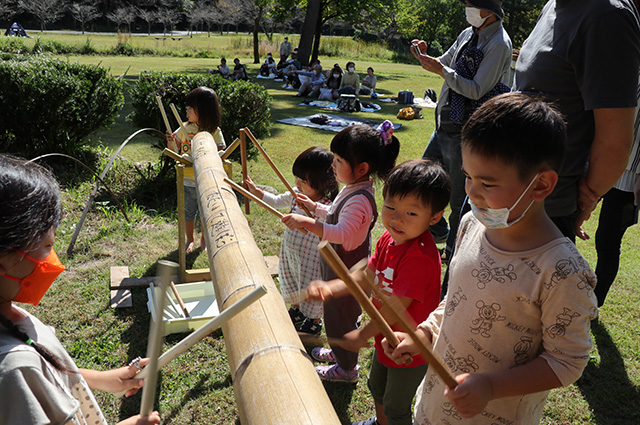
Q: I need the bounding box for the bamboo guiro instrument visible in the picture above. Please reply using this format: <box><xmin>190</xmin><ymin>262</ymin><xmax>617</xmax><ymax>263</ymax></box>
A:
<box><xmin>190</xmin><ymin>131</ymin><xmax>341</xmax><ymax>425</ymax></box>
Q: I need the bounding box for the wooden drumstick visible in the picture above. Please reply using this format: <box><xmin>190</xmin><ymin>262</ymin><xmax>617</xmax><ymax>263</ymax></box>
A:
<box><xmin>169</xmin><ymin>281</ymin><xmax>190</xmax><ymax>318</ymax></box>
<box><xmin>169</xmin><ymin>103</ymin><xmax>192</xmax><ymax>145</ymax></box>
<box><xmin>140</xmin><ymin>260</ymin><xmax>178</xmax><ymax>416</ymax></box>
<box><xmin>360</xmin><ymin>267</ymin><xmax>458</xmax><ymax>389</ymax></box>
<box><xmin>244</xmin><ymin>128</ymin><xmax>313</xmax><ymax>217</ymax></box>
<box><xmin>224</xmin><ymin>177</ymin><xmax>308</xmax><ymax>235</ymax></box>
<box><xmin>157</xmin><ymin>96</ymin><xmax>178</xmax><ymax>152</ymax></box>
<box><xmin>220</xmin><ymin>137</ymin><xmax>241</xmax><ymax>160</ymax></box>
<box><xmin>318</xmin><ymin>241</ymin><xmax>403</xmax><ymax>350</ymax></box>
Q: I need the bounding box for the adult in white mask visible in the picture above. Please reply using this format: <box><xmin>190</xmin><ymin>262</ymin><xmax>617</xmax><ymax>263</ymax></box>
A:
<box><xmin>338</xmin><ymin>61</ymin><xmax>360</xmax><ymax>95</ymax></box>
<box><xmin>411</xmin><ymin>0</ymin><xmax>512</xmax><ymax>277</ymax></box>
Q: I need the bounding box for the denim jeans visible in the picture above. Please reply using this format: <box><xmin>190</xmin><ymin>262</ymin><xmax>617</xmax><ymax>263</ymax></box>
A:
<box><xmin>422</xmin><ymin>129</ymin><xmax>467</xmax><ymax>255</ymax></box>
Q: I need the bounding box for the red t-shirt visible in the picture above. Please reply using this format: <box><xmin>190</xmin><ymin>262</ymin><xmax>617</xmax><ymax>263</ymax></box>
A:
<box><xmin>368</xmin><ymin>230</ymin><xmax>441</xmax><ymax>367</ymax></box>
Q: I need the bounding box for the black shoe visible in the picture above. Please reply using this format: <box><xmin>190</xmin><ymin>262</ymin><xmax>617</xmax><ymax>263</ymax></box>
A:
<box><xmin>298</xmin><ymin>318</ymin><xmax>322</xmax><ymax>335</ymax></box>
<box><xmin>288</xmin><ymin>306</ymin><xmax>306</xmax><ymax>328</ymax></box>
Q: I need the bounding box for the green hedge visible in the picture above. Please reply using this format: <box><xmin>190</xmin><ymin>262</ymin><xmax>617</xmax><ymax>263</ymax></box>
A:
<box><xmin>0</xmin><ymin>55</ymin><xmax>124</xmax><ymax>158</ymax></box>
<box><xmin>129</xmin><ymin>71</ymin><xmax>272</xmax><ymax>160</ymax></box>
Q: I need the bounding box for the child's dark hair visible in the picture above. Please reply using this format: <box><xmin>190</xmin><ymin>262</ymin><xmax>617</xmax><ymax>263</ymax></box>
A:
<box><xmin>185</xmin><ymin>86</ymin><xmax>222</xmax><ymax>134</ymax></box>
<box><xmin>383</xmin><ymin>159</ymin><xmax>451</xmax><ymax>213</ymax></box>
<box><xmin>292</xmin><ymin>147</ymin><xmax>339</xmax><ymax>200</ymax></box>
<box><xmin>0</xmin><ymin>155</ymin><xmax>71</xmax><ymax>373</ymax></box>
<box><xmin>0</xmin><ymin>155</ymin><xmax>61</xmax><ymax>255</ymax></box>
<box><xmin>461</xmin><ymin>93</ymin><xmax>566</xmax><ymax>181</ymax></box>
<box><xmin>330</xmin><ymin>125</ymin><xmax>400</xmax><ymax>180</ymax></box>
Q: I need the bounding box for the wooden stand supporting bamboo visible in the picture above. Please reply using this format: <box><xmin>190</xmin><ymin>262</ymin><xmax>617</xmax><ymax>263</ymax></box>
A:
<box><xmin>191</xmin><ymin>132</ymin><xmax>340</xmax><ymax>425</ymax></box>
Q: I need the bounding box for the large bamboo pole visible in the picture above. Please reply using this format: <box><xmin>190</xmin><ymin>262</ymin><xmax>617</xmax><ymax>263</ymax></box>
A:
<box><xmin>191</xmin><ymin>132</ymin><xmax>340</xmax><ymax>425</ymax></box>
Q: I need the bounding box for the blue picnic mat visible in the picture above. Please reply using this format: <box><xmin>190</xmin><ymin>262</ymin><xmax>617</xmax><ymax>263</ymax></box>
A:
<box><xmin>277</xmin><ymin>113</ymin><xmax>401</xmax><ymax>133</ymax></box>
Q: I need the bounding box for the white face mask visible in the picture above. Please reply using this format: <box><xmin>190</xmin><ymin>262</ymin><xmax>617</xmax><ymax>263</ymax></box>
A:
<box><xmin>333</xmin><ymin>73</ymin><xmax>340</xmax><ymax>78</ymax></box>
<box><xmin>348</xmin><ymin>67</ymin><xmax>355</xmax><ymax>73</ymax></box>
<box><xmin>466</xmin><ymin>7</ymin><xmax>489</xmax><ymax>28</ymax></box>
<box><xmin>469</xmin><ymin>174</ymin><xmax>539</xmax><ymax>229</ymax></box>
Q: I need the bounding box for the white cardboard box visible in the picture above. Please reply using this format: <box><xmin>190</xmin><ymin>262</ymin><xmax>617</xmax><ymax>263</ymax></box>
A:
<box><xmin>147</xmin><ymin>281</ymin><xmax>220</xmax><ymax>336</ymax></box>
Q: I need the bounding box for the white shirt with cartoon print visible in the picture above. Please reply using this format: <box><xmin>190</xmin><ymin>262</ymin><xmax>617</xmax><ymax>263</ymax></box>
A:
<box><xmin>414</xmin><ymin>213</ymin><xmax>598</xmax><ymax>425</ymax></box>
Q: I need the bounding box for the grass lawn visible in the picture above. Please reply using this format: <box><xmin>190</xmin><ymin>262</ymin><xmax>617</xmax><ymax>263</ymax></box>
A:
<box><xmin>14</xmin><ymin>41</ymin><xmax>640</xmax><ymax>424</ymax></box>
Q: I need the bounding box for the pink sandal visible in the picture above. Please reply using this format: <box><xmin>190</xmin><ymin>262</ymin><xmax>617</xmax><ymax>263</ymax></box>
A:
<box><xmin>311</xmin><ymin>347</ymin><xmax>336</xmax><ymax>363</ymax></box>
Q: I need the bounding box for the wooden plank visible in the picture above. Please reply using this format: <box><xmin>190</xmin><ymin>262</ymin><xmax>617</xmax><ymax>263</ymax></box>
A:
<box><xmin>110</xmin><ymin>289</ymin><xmax>132</xmax><ymax>308</ymax></box>
<box><xmin>264</xmin><ymin>256</ymin><xmax>279</xmax><ymax>276</ymax></box>
<box><xmin>110</xmin><ymin>275</ymin><xmax>180</xmax><ymax>290</ymax></box>
<box><xmin>184</xmin><ymin>268</ymin><xmax>211</xmax><ymax>282</ymax></box>
<box><xmin>110</xmin><ymin>266</ymin><xmax>132</xmax><ymax>308</ymax></box>
<box><xmin>110</xmin><ymin>266</ymin><xmax>130</xmax><ymax>288</ymax></box>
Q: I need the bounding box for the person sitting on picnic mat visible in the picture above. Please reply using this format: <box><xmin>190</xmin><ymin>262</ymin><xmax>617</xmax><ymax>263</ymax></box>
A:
<box><xmin>231</xmin><ymin>58</ymin><xmax>248</xmax><ymax>81</ymax></box>
<box><xmin>259</xmin><ymin>53</ymin><xmax>278</xmax><ymax>77</ymax></box>
<box><xmin>359</xmin><ymin>67</ymin><xmax>377</xmax><ymax>96</ymax></box>
<box><xmin>320</xmin><ymin>65</ymin><xmax>343</xmax><ymax>100</ymax></box>
<box><xmin>294</xmin><ymin>64</ymin><xmax>325</xmax><ymax>98</ymax></box>
<box><xmin>209</xmin><ymin>57</ymin><xmax>231</xmax><ymax>79</ymax></box>
<box><xmin>339</xmin><ymin>61</ymin><xmax>361</xmax><ymax>95</ymax></box>
<box><xmin>0</xmin><ymin>155</ymin><xmax>161</xmax><ymax>425</ymax></box>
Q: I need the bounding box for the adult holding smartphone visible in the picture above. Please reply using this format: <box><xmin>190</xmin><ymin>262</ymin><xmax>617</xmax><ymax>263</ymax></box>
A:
<box><xmin>413</xmin><ymin>0</ymin><xmax>512</xmax><ymax>274</ymax></box>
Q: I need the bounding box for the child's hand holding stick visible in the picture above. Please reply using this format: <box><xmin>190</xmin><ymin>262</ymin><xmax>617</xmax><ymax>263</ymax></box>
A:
<box><xmin>360</xmin><ymin>268</ymin><xmax>458</xmax><ymax>389</ymax></box>
<box><xmin>243</xmin><ymin>128</ymin><xmax>313</xmax><ymax>217</ymax></box>
<box><xmin>318</xmin><ymin>241</ymin><xmax>411</xmax><ymax>364</ymax></box>
<box><xmin>224</xmin><ymin>177</ymin><xmax>308</xmax><ymax>235</ymax></box>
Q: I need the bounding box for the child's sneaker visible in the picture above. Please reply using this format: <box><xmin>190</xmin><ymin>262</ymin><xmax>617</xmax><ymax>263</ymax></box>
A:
<box><xmin>352</xmin><ymin>417</ymin><xmax>379</xmax><ymax>425</ymax></box>
<box><xmin>311</xmin><ymin>347</ymin><xmax>336</xmax><ymax>363</ymax></box>
<box><xmin>298</xmin><ymin>318</ymin><xmax>322</xmax><ymax>335</ymax></box>
<box><xmin>288</xmin><ymin>306</ymin><xmax>306</xmax><ymax>328</ymax></box>
<box><xmin>316</xmin><ymin>364</ymin><xmax>359</xmax><ymax>383</ymax></box>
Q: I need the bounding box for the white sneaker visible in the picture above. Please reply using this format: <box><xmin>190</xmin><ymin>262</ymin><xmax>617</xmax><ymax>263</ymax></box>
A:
<box><xmin>282</xmin><ymin>84</ymin><xmax>289</xmax><ymax>89</ymax></box>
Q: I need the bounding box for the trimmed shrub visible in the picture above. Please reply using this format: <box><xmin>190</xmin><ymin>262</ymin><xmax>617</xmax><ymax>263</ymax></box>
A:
<box><xmin>128</xmin><ymin>72</ymin><xmax>272</xmax><ymax>160</ymax></box>
<box><xmin>0</xmin><ymin>55</ymin><xmax>124</xmax><ymax>158</ymax></box>
<box><xmin>0</xmin><ymin>37</ymin><xmax>29</xmax><ymax>54</ymax></box>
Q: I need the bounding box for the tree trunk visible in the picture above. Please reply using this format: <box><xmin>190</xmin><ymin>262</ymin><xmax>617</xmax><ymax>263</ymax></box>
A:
<box><xmin>252</xmin><ymin>6</ymin><xmax>264</xmax><ymax>64</ymax></box>
<box><xmin>311</xmin><ymin>12</ymin><xmax>323</xmax><ymax>64</ymax></box>
<box><xmin>297</xmin><ymin>0</ymin><xmax>321</xmax><ymax>66</ymax></box>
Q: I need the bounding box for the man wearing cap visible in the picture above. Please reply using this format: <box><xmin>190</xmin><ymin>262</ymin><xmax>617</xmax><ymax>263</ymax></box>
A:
<box><xmin>280</xmin><ymin>36</ymin><xmax>293</xmax><ymax>62</ymax></box>
<box><xmin>412</xmin><ymin>0</ymin><xmax>512</xmax><ymax>266</ymax></box>
<box><xmin>515</xmin><ymin>0</ymin><xmax>640</xmax><ymax>241</ymax></box>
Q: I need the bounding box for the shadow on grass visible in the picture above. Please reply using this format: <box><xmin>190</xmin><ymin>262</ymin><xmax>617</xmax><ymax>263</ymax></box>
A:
<box><xmin>576</xmin><ymin>320</ymin><xmax>640</xmax><ymax>424</ymax></box>
<box><xmin>323</xmin><ymin>381</ymin><xmax>357</xmax><ymax>424</ymax></box>
<box><xmin>115</xmin><ymin>286</ymin><xmax>155</xmax><ymax>417</ymax></box>
<box><xmin>159</xmin><ymin>372</ymin><xmax>234</xmax><ymax>423</ymax></box>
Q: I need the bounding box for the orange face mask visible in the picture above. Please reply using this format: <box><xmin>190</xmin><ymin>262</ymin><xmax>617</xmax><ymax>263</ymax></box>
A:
<box><xmin>2</xmin><ymin>249</ymin><xmax>65</xmax><ymax>306</ymax></box>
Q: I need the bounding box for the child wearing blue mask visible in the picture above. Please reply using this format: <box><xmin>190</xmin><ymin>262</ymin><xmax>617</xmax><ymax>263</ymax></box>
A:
<box><xmin>383</xmin><ymin>93</ymin><xmax>598</xmax><ymax>425</ymax></box>
<box><xmin>0</xmin><ymin>155</ymin><xmax>161</xmax><ymax>425</ymax></box>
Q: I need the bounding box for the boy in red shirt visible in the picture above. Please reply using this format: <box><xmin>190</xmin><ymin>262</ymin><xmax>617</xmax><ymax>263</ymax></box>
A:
<box><xmin>308</xmin><ymin>159</ymin><xmax>450</xmax><ymax>425</ymax></box>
